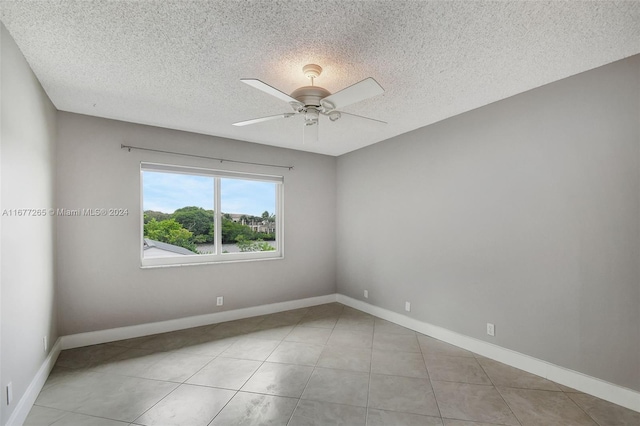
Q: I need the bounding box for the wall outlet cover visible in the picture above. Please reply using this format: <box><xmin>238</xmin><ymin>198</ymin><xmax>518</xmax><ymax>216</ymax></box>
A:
<box><xmin>487</xmin><ymin>323</ymin><xmax>495</xmax><ymax>336</ymax></box>
<box><xmin>6</xmin><ymin>382</ymin><xmax>12</xmax><ymax>405</ymax></box>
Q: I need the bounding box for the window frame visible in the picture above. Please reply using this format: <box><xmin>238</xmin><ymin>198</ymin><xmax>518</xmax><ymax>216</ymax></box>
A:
<box><xmin>140</xmin><ymin>162</ymin><xmax>284</xmax><ymax>267</ymax></box>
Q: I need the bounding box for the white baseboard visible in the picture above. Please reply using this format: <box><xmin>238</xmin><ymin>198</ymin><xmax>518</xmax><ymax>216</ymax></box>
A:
<box><xmin>337</xmin><ymin>294</ymin><xmax>640</xmax><ymax>413</ymax></box>
<box><xmin>62</xmin><ymin>294</ymin><xmax>337</xmax><ymax>350</ymax></box>
<box><xmin>6</xmin><ymin>338</ymin><xmax>62</xmax><ymax>426</ymax></box>
<box><xmin>7</xmin><ymin>295</ymin><xmax>336</xmax><ymax>425</ymax></box>
<box><xmin>19</xmin><ymin>292</ymin><xmax>637</xmax><ymax>424</ymax></box>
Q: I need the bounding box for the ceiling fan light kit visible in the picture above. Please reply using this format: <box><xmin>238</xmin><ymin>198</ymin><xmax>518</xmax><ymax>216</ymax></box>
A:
<box><xmin>234</xmin><ymin>64</ymin><xmax>386</xmax><ymax>143</ymax></box>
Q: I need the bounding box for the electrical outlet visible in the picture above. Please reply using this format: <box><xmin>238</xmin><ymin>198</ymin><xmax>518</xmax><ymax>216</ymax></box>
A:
<box><xmin>405</xmin><ymin>301</ymin><xmax>411</xmax><ymax>312</ymax></box>
<box><xmin>487</xmin><ymin>323</ymin><xmax>495</xmax><ymax>336</ymax></box>
<box><xmin>364</xmin><ymin>290</ymin><xmax>368</xmax><ymax>299</ymax></box>
<box><xmin>216</xmin><ymin>296</ymin><xmax>224</xmax><ymax>306</ymax></box>
<box><xmin>6</xmin><ymin>382</ymin><xmax>12</xmax><ymax>405</ymax></box>
<box><xmin>43</xmin><ymin>336</ymin><xmax>48</xmax><ymax>352</ymax></box>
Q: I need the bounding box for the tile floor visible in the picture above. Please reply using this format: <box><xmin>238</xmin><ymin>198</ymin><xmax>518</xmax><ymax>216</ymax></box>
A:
<box><xmin>25</xmin><ymin>303</ymin><xmax>639</xmax><ymax>426</ymax></box>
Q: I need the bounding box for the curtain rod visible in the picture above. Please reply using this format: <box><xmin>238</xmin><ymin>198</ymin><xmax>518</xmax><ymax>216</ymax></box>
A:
<box><xmin>121</xmin><ymin>144</ymin><xmax>294</xmax><ymax>170</ymax></box>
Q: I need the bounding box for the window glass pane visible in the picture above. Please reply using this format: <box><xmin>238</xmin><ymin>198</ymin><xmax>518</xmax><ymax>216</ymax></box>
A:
<box><xmin>142</xmin><ymin>171</ymin><xmax>214</xmax><ymax>258</ymax></box>
<box><xmin>221</xmin><ymin>178</ymin><xmax>277</xmax><ymax>254</ymax></box>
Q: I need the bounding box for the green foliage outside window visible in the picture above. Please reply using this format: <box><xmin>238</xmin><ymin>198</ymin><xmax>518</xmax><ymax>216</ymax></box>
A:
<box><xmin>143</xmin><ymin>218</ymin><xmax>198</xmax><ymax>253</ymax></box>
<box><xmin>172</xmin><ymin>206</ymin><xmax>214</xmax><ymax>242</ymax></box>
<box><xmin>143</xmin><ymin>209</ymin><xmax>275</xmax><ymax>253</ymax></box>
<box><xmin>235</xmin><ymin>235</ymin><xmax>276</xmax><ymax>252</ymax></box>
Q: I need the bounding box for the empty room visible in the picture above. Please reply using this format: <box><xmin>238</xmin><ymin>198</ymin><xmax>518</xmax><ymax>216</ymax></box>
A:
<box><xmin>1</xmin><ymin>1</ymin><xmax>639</xmax><ymax>425</ymax></box>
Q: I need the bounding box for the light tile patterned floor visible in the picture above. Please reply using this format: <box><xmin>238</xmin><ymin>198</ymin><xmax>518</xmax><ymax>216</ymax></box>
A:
<box><xmin>25</xmin><ymin>303</ymin><xmax>639</xmax><ymax>426</ymax></box>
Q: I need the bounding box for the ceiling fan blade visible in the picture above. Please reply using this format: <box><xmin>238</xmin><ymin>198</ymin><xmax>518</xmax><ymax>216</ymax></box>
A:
<box><xmin>232</xmin><ymin>113</ymin><xmax>295</xmax><ymax>127</ymax></box>
<box><xmin>339</xmin><ymin>111</ymin><xmax>387</xmax><ymax>124</ymax></box>
<box><xmin>303</xmin><ymin>122</ymin><xmax>318</xmax><ymax>144</ymax></box>
<box><xmin>321</xmin><ymin>77</ymin><xmax>384</xmax><ymax>110</ymax></box>
<box><xmin>240</xmin><ymin>79</ymin><xmax>302</xmax><ymax>106</ymax></box>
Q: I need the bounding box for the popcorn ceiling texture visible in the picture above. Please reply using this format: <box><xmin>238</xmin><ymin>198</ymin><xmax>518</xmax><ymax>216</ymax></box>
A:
<box><xmin>1</xmin><ymin>1</ymin><xmax>638</xmax><ymax>156</ymax></box>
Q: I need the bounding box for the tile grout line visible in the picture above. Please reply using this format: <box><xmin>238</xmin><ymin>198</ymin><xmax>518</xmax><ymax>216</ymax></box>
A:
<box><xmin>124</xmin><ymin>325</ymin><xmax>226</xmax><ymax>425</ymax></box>
<box><xmin>563</xmin><ymin>392</ymin><xmax>605</xmax><ymax>426</ymax></box>
<box><xmin>363</xmin><ymin>320</ymin><xmax>376</xmax><ymax>426</ymax></box>
<box><xmin>208</xmin><ymin>311</ymin><xmax>305</xmax><ymax>426</ymax></box>
<box><xmin>290</xmin><ymin>305</ymin><xmax>344</xmax><ymax>423</ymax></box>
<box><xmin>476</xmin><ymin>361</ymin><xmax>524</xmax><ymax>426</ymax></box>
<box><xmin>133</xmin><ymin>314</ymin><xmax>268</xmax><ymax>425</ymax></box>
<box><xmin>34</xmin><ymin>303</ymin><xmax>629</xmax><ymax>425</ymax></box>
<box><xmin>260</xmin><ymin>315</ymin><xmax>307</xmax><ymax>426</ymax></box>
<box><xmin>417</xmin><ymin>336</ymin><xmax>445</xmax><ymax>425</ymax></box>
<box><xmin>174</xmin><ymin>324</ymin><xmax>238</xmax><ymax>426</ymax></box>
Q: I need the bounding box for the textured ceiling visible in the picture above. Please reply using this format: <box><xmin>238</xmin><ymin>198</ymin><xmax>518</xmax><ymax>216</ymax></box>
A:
<box><xmin>1</xmin><ymin>1</ymin><xmax>639</xmax><ymax>156</ymax></box>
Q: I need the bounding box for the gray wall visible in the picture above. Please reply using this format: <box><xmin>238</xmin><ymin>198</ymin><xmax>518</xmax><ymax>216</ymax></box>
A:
<box><xmin>336</xmin><ymin>55</ymin><xmax>640</xmax><ymax>391</ymax></box>
<box><xmin>1</xmin><ymin>24</ymin><xmax>58</xmax><ymax>424</ymax></box>
<box><xmin>56</xmin><ymin>113</ymin><xmax>337</xmax><ymax>335</ymax></box>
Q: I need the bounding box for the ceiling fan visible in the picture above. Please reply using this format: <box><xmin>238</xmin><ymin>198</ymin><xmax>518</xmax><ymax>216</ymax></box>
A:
<box><xmin>233</xmin><ymin>64</ymin><xmax>385</xmax><ymax>143</ymax></box>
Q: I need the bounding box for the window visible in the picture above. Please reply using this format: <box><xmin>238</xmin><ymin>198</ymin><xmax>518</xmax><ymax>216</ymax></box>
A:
<box><xmin>141</xmin><ymin>162</ymin><xmax>283</xmax><ymax>266</ymax></box>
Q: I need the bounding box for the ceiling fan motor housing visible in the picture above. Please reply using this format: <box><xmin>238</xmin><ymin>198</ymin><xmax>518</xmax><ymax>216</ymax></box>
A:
<box><xmin>290</xmin><ymin>86</ymin><xmax>331</xmax><ymax>108</ymax></box>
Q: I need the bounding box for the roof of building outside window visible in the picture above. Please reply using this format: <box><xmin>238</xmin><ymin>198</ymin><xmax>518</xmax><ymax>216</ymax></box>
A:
<box><xmin>143</xmin><ymin>238</ymin><xmax>194</xmax><ymax>256</ymax></box>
